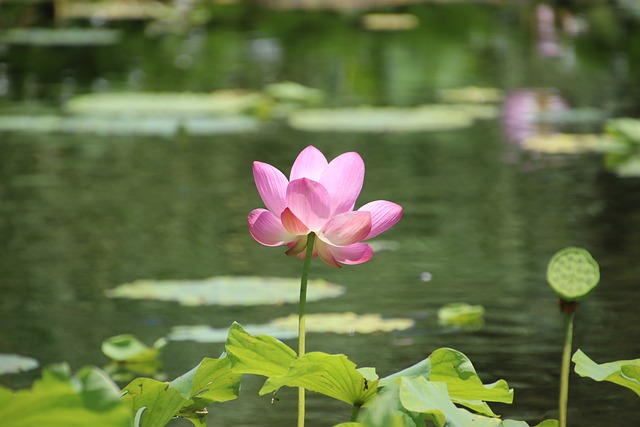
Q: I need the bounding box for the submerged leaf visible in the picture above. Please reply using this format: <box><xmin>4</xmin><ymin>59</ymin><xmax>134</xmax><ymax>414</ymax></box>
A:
<box><xmin>572</xmin><ymin>349</ymin><xmax>640</xmax><ymax>397</ymax></box>
<box><xmin>106</xmin><ymin>276</ymin><xmax>344</xmax><ymax>306</ymax></box>
<box><xmin>0</xmin><ymin>354</ymin><xmax>39</xmax><ymax>375</ymax></box>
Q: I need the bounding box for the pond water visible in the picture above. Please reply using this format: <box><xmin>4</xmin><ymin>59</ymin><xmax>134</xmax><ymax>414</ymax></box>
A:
<box><xmin>1</xmin><ymin>2</ymin><xmax>639</xmax><ymax>426</ymax></box>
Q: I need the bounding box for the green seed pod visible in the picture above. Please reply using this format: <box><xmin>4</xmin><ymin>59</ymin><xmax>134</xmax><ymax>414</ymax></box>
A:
<box><xmin>547</xmin><ymin>247</ymin><xmax>600</xmax><ymax>301</ymax></box>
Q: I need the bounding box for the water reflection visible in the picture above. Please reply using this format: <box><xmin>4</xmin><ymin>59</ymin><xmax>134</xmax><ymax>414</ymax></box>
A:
<box><xmin>502</xmin><ymin>88</ymin><xmax>568</xmax><ymax>144</ymax></box>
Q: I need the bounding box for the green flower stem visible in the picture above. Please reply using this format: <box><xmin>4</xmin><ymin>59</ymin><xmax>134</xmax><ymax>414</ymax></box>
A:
<box><xmin>350</xmin><ymin>404</ymin><xmax>362</xmax><ymax>422</ymax></box>
<box><xmin>298</xmin><ymin>232</ymin><xmax>316</xmax><ymax>427</ymax></box>
<box><xmin>559</xmin><ymin>309</ymin><xmax>575</xmax><ymax>427</ymax></box>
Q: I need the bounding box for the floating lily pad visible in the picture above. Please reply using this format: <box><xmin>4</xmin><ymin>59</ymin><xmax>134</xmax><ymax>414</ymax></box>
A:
<box><xmin>362</xmin><ymin>13</ymin><xmax>420</xmax><ymax>31</ymax></box>
<box><xmin>65</xmin><ymin>91</ymin><xmax>264</xmax><ymax>116</ymax></box>
<box><xmin>437</xmin><ymin>87</ymin><xmax>503</xmax><ymax>104</ymax></box>
<box><xmin>288</xmin><ymin>105</ymin><xmax>480</xmax><ymax>133</ymax></box>
<box><xmin>272</xmin><ymin>312</ymin><xmax>415</xmax><ymax>334</ymax></box>
<box><xmin>437</xmin><ymin>303</ymin><xmax>485</xmax><ymax>329</ymax></box>
<box><xmin>106</xmin><ymin>276</ymin><xmax>345</xmax><ymax>306</ymax></box>
<box><xmin>0</xmin><ymin>115</ymin><xmax>260</xmax><ymax>136</ymax></box>
<box><xmin>0</xmin><ymin>354</ymin><xmax>39</xmax><ymax>375</ymax></box>
<box><xmin>263</xmin><ymin>81</ymin><xmax>323</xmax><ymax>104</ymax></box>
<box><xmin>1</xmin><ymin>28</ymin><xmax>121</xmax><ymax>46</ymax></box>
<box><xmin>535</xmin><ymin>108</ymin><xmax>607</xmax><ymax>124</ymax></box>
<box><xmin>547</xmin><ymin>247</ymin><xmax>600</xmax><ymax>301</ymax></box>
<box><xmin>520</xmin><ymin>133</ymin><xmax>604</xmax><ymax>154</ymax></box>
<box><xmin>168</xmin><ymin>312</ymin><xmax>414</xmax><ymax>342</ymax></box>
<box><xmin>58</xmin><ymin>1</ymin><xmax>171</xmax><ymax>21</ymax></box>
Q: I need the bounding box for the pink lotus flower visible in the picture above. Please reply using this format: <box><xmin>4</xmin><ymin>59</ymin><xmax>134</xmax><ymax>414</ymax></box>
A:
<box><xmin>248</xmin><ymin>146</ymin><xmax>402</xmax><ymax>268</ymax></box>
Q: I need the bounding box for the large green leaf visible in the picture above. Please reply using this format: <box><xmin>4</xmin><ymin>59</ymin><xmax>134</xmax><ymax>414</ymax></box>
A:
<box><xmin>0</xmin><ymin>364</ymin><xmax>130</xmax><ymax>427</ymax></box>
<box><xmin>572</xmin><ymin>349</ymin><xmax>640</xmax><ymax>397</ymax></box>
<box><xmin>398</xmin><ymin>378</ymin><xmax>555</xmax><ymax>427</ymax></box>
<box><xmin>399</xmin><ymin>377</ymin><xmax>502</xmax><ymax>427</ymax></box>
<box><xmin>107</xmin><ymin>276</ymin><xmax>344</xmax><ymax>306</ymax></box>
<box><xmin>260</xmin><ymin>352</ymin><xmax>379</xmax><ymax>406</ymax></box>
<box><xmin>122</xmin><ymin>354</ymin><xmax>241</xmax><ymax>427</ymax></box>
<box><xmin>429</xmin><ymin>348</ymin><xmax>513</xmax><ymax>415</ymax></box>
<box><xmin>225</xmin><ymin>322</ymin><xmax>297</xmax><ymax>377</ymax></box>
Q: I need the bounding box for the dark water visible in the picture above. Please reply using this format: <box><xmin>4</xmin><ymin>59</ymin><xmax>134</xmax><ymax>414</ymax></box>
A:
<box><xmin>1</xmin><ymin>2</ymin><xmax>639</xmax><ymax>426</ymax></box>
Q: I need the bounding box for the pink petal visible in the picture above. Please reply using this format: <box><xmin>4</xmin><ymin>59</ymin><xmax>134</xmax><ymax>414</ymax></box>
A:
<box><xmin>248</xmin><ymin>209</ymin><xmax>295</xmax><ymax>246</ymax></box>
<box><xmin>281</xmin><ymin>208</ymin><xmax>310</xmax><ymax>236</ymax></box>
<box><xmin>319</xmin><ymin>211</ymin><xmax>371</xmax><ymax>246</ymax></box>
<box><xmin>285</xmin><ymin>178</ymin><xmax>331</xmax><ymax>231</ymax></box>
<box><xmin>358</xmin><ymin>201</ymin><xmax>403</xmax><ymax>239</ymax></box>
<box><xmin>290</xmin><ymin>146</ymin><xmax>328</xmax><ymax>181</ymax></box>
<box><xmin>320</xmin><ymin>152</ymin><xmax>365</xmax><ymax>215</ymax></box>
<box><xmin>329</xmin><ymin>243</ymin><xmax>373</xmax><ymax>265</ymax></box>
<box><xmin>314</xmin><ymin>239</ymin><xmax>341</xmax><ymax>268</ymax></box>
<box><xmin>253</xmin><ymin>161</ymin><xmax>288</xmax><ymax>216</ymax></box>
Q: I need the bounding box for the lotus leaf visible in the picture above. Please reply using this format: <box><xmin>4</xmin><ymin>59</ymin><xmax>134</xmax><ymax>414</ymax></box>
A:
<box><xmin>122</xmin><ymin>355</ymin><xmax>240</xmax><ymax>427</ymax></box>
<box><xmin>437</xmin><ymin>303</ymin><xmax>485</xmax><ymax>329</ymax></box>
<box><xmin>263</xmin><ymin>81</ymin><xmax>324</xmax><ymax>103</ymax></box>
<box><xmin>520</xmin><ymin>133</ymin><xmax>604</xmax><ymax>154</ymax></box>
<box><xmin>288</xmin><ymin>105</ymin><xmax>478</xmax><ymax>133</ymax></box>
<box><xmin>168</xmin><ymin>313</ymin><xmax>414</xmax><ymax>343</ymax></box>
<box><xmin>572</xmin><ymin>349</ymin><xmax>640</xmax><ymax>397</ymax></box>
<box><xmin>535</xmin><ymin>108</ymin><xmax>607</xmax><ymax>125</ymax></box>
<box><xmin>613</xmin><ymin>155</ymin><xmax>640</xmax><ymax>177</ymax></box>
<box><xmin>362</xmin><ymin>14</ymin><xmax>420</xmax><ymax>31</ymax></box>
<box><xmin>0</xmin><ymin>364</ymin><xmax>130</xmax><ymax>426</ymax></box>
<box><xmin>0</xmin><ymin>354</ymin><xmax>39</xmax><ymax>375</ymax></box>
<box><xmin>606</xmin><ymin>117</ymin><xmax>640</xmax><ymax>145</ymax></box>
<box><xmin>1</xmin><ymin>28</ymin><xmax>121</xmax><ymax>46</ymax></box>
<box><xmin>0</xmin><ymin>115</ymin><xmax>260</xmax><ymax>136</ymax></box>
<box><xmin>106</xmin><ymin>276</ymin><xmax>345</xmax><ymax>306</ymax></box>
<box><xmin>65</xmin><ymin>91</ymin><xmax>264</xmax><ymax>116</ymax></box>
<box><xmin>270</xmin><ymin>313</ymin><xmax>415</xmax><ymax>334</ymax></box>
<box><xmin>260</xmin><ymin>352</ymin><xmax>379</xmax><ymax>406</ymax></box>
<box><xmin>437</xmin><ymin>87</ymin><xmax>503</xmax><ymax>104</ymax></box>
